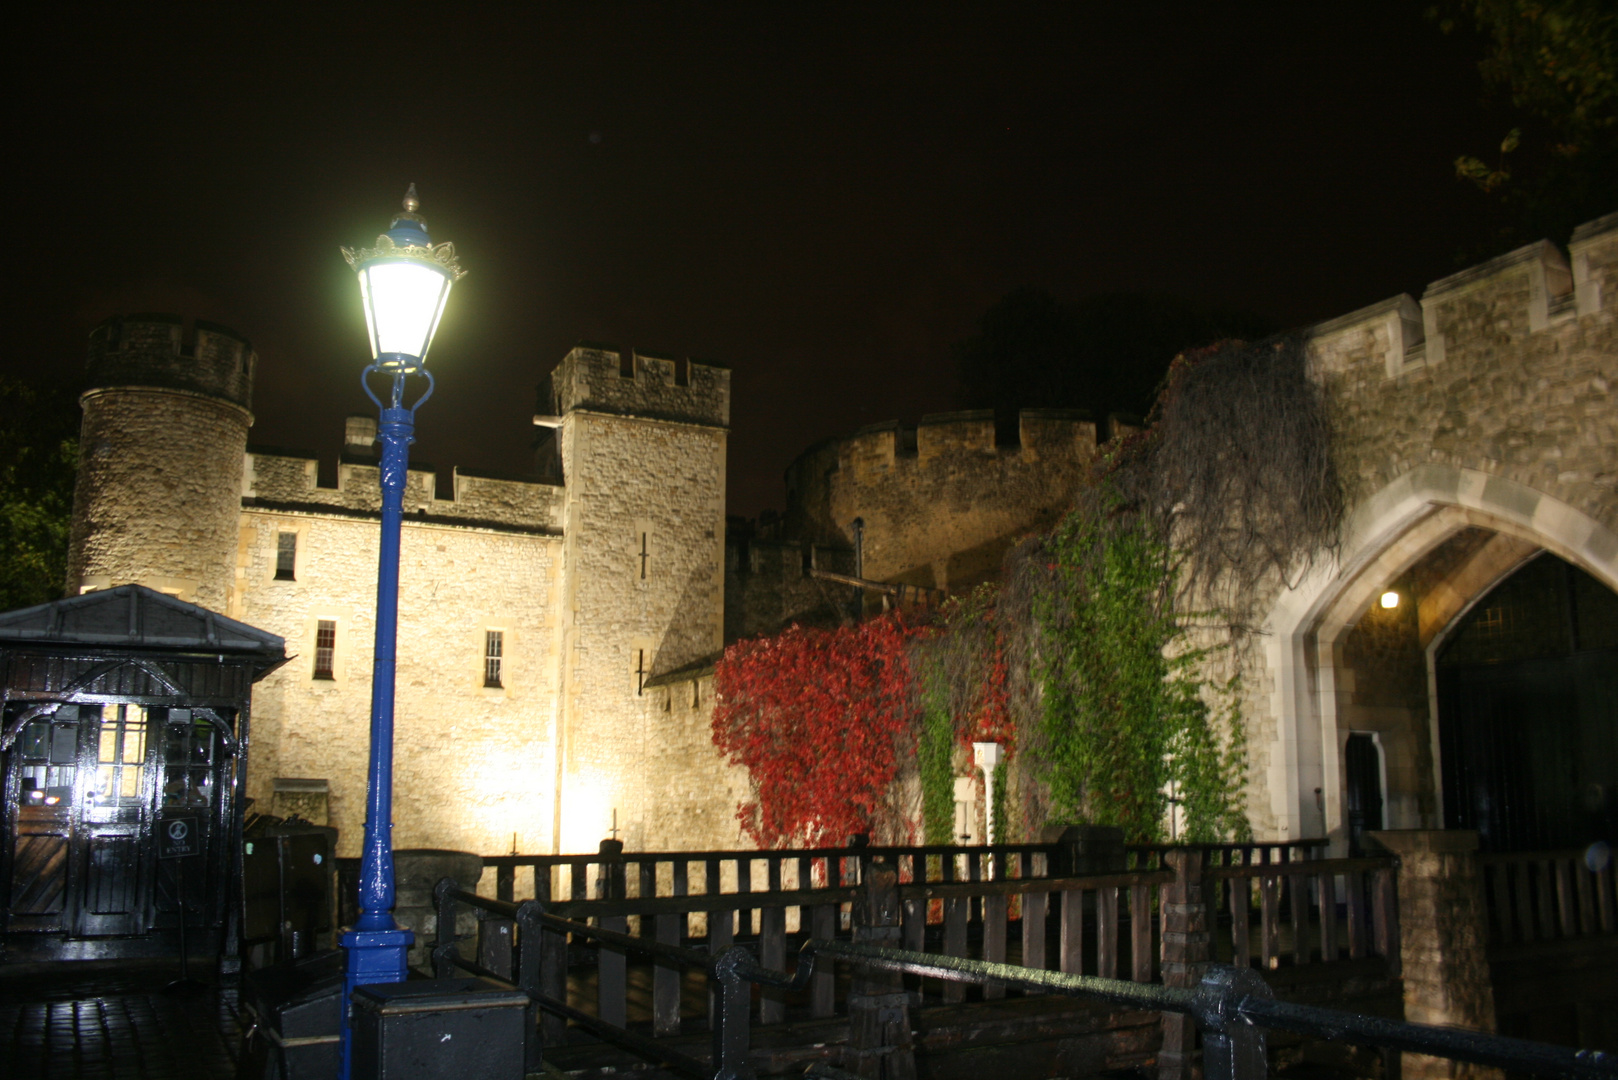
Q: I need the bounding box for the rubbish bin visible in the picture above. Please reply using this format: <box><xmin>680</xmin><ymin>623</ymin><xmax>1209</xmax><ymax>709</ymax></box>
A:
<box><xmin>243</xmin><ymin>818</ymin><xmax>339</xmax><ymax>965</ymax></box>
<box><xmin>237</xmin><ymin>949</ymin><xmax>344</xmax><ymax>1080</ymax></box>
<box><xmin>350</xmin><ymin>978</ymin><xmax>529</xmax><ymax>1080</ymax></box>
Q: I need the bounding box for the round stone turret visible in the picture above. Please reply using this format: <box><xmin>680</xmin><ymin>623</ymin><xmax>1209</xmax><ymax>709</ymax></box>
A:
<box><xmin>67</xmin><ymin>314</ymin><xmax>256</xmax><ymax>611</ymax></box>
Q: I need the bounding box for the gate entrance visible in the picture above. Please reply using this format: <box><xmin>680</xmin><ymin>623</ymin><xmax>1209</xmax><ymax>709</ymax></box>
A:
<box><xmin>1436</xmin><ymin>554</ymin><xmax>1618</xmax><ymax>851</ymax></box>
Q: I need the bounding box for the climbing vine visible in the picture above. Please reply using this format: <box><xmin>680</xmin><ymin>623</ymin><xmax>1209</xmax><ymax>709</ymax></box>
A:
<box><xmin>711</xmin><ymin>611</ymin><xmax>920</xmax><ymax>847</ymax></box>
<box><xmin>1018</xmin><ymin>495</ymin><xmax>1248</xmax><ymax>842</ymax></box>
<box><xmin>715</xmin><ymin>334</ymin><xmax>1338</xmax><ymax>848</ymax></box>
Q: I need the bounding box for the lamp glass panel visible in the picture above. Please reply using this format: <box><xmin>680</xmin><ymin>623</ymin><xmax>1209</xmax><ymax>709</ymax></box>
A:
<box><xmin>360</xmin><ymin>260</ymin><xmax>453</xmax><ymax>360</ymax></box>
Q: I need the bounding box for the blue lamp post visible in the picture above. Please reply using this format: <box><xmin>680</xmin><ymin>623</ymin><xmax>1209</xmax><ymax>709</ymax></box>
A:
<box><xmin>337</xmin><ymin>185</ymin><xmax>465</xmax><ymax>1077</ymax></box>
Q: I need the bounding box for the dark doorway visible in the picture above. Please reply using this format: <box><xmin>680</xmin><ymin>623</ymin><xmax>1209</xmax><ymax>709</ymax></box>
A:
<box><xmin>1344</xmin><ymin>733</ymin><xmax>1384</xmax><ymax>856</ymax></box>
<box><xmin>1435</xmin><ymin>554</ymin><xmax>1618</xmax><ymax>851</ymax></box>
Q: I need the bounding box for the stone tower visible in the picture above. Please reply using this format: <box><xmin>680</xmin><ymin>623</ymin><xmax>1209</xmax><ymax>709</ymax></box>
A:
<box><xmin>66</xmin><ymin>314</ymin><xmax>256</xmax><ymax>611</ymax></box>
<box><xmin>544</xmin><ymin>345</ymin><xmax>732</xmax><ymax>852</ymax></box>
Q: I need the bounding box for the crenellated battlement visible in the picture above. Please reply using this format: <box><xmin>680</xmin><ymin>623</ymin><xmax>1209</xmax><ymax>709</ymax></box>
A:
<box><xmin>785</xmin><ymin>408</ymin><xmax>1099</xmax><ymax>498</ymax></box>
<box><xmin>242</xmin><ymin>443</ymin><xmax>564</xmax><ymax>534</ymax></box>
<box><xmin>86</xmin><ymin>313</ymin><xmax>256</xmax><ymax>410</ymax></box>
<box><xmin>1307</xmin><ymin>211</ymin><xmax>1615</xmax><ymax>382</ymax></box>
<box><xmin>540</xmin><ymin>344</ymin><xmax>730</xmax><ymax>428</ymax></box>
<box><xmin>781</xmin><ymin>408</ymin><xmax>1100</xmax><ymax>590</ymax></box>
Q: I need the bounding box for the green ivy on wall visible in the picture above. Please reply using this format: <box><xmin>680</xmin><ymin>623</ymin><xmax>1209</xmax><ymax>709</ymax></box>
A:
<box><xmin>1030</xmin><ymin>484</ymin><xmax>1251</xmax><ymax>843</ymax></box>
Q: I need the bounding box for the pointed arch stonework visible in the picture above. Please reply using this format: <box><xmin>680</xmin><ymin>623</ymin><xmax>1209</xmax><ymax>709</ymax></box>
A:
<box><xmin>1257</xmin><ymin>464</ymin><xmax>1618</xmax><ymax>847</ymax></box>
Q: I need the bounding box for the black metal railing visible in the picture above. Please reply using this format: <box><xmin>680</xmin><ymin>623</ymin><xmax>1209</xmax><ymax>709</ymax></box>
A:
<box><xmin>430</xmin><ymin>877</ymin><xmax>1614</xmax><ymax>1080</ymax></box>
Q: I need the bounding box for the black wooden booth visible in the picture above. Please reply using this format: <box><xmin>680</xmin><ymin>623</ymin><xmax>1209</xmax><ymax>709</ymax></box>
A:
<box><xmin>0</xmin><ymin>585</ymin><xmax>285</xmax><ymax>966</ymax></box>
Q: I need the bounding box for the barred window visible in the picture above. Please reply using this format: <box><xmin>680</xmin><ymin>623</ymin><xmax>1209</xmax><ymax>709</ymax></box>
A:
<box><xmin>313</xmin><ymin>620</ymin><xmax>336</xmax><ymax>680</ymax></box>
<box><xmin>275</xmin><ymin>533</ymin><xmax>297</xmax><ymax>580</ymax></box>
<box><xmin>484</xmin><ymin>630</ymin><xmax>504</xmax><ymax>688</ymax></box>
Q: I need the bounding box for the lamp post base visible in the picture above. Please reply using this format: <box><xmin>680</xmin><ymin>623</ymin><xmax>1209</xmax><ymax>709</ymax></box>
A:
<box><xmin>339</xmin><ymin>927</ymin><xmax>414</xmax><ymax>1079</ymax></box>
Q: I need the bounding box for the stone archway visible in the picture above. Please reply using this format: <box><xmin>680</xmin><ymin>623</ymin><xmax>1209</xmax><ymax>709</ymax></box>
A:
<box><xmin>1258</xmin><ymin>464</ymin><xmax>1618</xmax><ymax>850</ymax></box>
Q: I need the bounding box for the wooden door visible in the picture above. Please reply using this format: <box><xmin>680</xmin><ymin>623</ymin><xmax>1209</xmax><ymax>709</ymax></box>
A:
<box><xmin>153</xmin><ymin>710</ymin><xmax>221</xmax><ymax>928</ymax></box>
<box><xmin>76</xmin><ymin>704</ymin><xmax>154</xmax><ymax>936</ymax></box>
<box><xmin>5</xmin><ymin>708</ymin><xmax>82</xmax><ymax>932</ymax></box>
<box><xmin>1344</xmin><ymin>733</ymin><xmax>1384</xmax><ymax>857</ymax></box>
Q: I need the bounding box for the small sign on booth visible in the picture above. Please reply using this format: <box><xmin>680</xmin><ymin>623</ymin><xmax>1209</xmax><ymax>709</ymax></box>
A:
<box><xmin>160</xmin><ymin>816</ymin><xmax>200</xmax><ymax>859</ymax></box>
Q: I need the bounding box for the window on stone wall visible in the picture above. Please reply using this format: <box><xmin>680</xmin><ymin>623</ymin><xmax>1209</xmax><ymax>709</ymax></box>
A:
<box><xmin>275</xmin><ymin>532</ymin><xmax>297</xmax><ymax>580</ymax></box>
<box><xmin>484</xmin><ymin>630</ymin><xmax>504</xmax><ymax>688</ymax></box>
<box><xmin>637</xmin><ymin>530</ymin><xmax>651</xmax><ymax>580</ymax></box>
<box><xmin>314</xmin><ymin>620</ymin><xmax>336</xmax><ymax>680</ymax></box>
<box><xmin>634</xmin><ymin>648</ymin><xmax>647</xmax><ymax>696</ymax></box>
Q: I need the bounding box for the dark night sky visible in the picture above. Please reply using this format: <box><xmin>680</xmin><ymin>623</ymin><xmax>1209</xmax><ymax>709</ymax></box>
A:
<box><xmin>11</xmin><ymin>3</ymin><xmax>1504</xmax><ymax>516</ymax></box>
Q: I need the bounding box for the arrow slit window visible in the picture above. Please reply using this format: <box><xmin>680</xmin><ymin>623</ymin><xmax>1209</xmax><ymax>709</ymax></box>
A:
<box><xmin>484</xmin><ymin>630</ymin><xmax>504</xmax><ymax>688</ymax></box>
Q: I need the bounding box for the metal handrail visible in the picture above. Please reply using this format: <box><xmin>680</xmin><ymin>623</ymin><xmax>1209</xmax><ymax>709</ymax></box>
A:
<box><xmin>432</xmin><ymin>878</ymin><xmax>1614</xmax><ymax>1080</ymax></box>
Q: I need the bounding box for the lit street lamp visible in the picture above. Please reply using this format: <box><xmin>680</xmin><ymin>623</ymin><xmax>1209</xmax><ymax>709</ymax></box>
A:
<box><xmin>337</xmin><ymin>185</ymin><xmax>466</xmax><ymax>1077</ymax></box>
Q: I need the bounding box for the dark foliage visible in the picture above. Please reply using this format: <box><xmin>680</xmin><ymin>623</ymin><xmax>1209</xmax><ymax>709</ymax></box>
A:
<box><xmin>0</xmin><ymin>374</ymin><xmax>80</xmax><ymax>611</ymax></box>
<box><xmin>1432</xmin><ymin>0</ymin><xmax>1618</xmax><ymax>254</ymax></box>
<box><xmin>1118</xmin><ymin>332</ymin><xmax>1344</xmax><ymax>613</ymax></box>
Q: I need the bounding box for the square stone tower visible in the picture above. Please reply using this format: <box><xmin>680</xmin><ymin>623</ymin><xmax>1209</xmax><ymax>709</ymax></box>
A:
<box><xmin>543</xmin><ymin>346</ymin><xmax>735</xmax><ymax>851</ymax></box>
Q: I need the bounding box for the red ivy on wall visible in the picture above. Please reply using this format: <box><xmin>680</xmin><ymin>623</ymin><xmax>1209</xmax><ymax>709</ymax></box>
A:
<box><xmin>967</xmin><ymin>626</ymin><xmax>1014</xmax><ymax>749</ymax></box>
<box><xmin>712</xmin><ymin>612</ymin><xmax>920</xmax><ymax>847</ymax></box>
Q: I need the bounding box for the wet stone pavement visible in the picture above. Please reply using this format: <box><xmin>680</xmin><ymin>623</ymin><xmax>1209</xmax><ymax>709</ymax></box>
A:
<box><xmin>0</xmin><ymin>960</ymin><xmax>243</xmax><ymax>1080</ymax></box>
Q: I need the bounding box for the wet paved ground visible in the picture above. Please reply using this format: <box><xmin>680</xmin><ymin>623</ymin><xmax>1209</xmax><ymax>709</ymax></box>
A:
<box><xmin>0</xmin><ymin>960</ymin><xmax>242</xmax><ymax>1080</ymax></box>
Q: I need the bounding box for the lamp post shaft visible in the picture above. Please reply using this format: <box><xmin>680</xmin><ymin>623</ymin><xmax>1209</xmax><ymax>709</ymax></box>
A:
<box><xmin>358</xmin><ymin>396</ymin><xmax>411</xmax><ymax>929</ymax></box>
<box><xmin>339</xmin><ymin>370</ymin><xmax>423</xmax><ymax>1080</ymax></box>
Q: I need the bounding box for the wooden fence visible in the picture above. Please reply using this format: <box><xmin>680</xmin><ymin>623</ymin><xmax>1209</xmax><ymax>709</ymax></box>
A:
<box><xmin>436</xmin><ymin>839</ymin><xmax>1398</xmax><ymax>1040</ymax></box>
<box><xmin>1479</xmin><ymin>847</ymin><xmax>1618</xmax><ymax>945</ymax></box>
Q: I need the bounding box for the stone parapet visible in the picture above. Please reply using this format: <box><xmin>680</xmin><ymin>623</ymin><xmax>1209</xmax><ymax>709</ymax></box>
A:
<box><xmin>242</xmin><ymin>450</ymin><xmax>564</xmax><ymax>533</ymax></box>
<box><xmin>86</xmin><ymin>313</ymin><xmax>256</xmax><ymax>410</ymax></box>
<box><xmin>780</xmin><ymin>409</ymin><xmax>1100</xmax><ymax>590</ymax></box>
<box><xmin>1367</xmin><ymin>830</ymin><xmax>1501</xmax><ymax>1080</ymax></box>
<box><xmin>543</xmin><ymin>345</ymin><xmax>730</xmax><ymax>429</ymax></box>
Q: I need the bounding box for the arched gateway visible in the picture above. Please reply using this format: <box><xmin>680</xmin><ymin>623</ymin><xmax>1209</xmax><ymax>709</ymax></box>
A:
<box><xmin>1256</xmin><ymin>212</ymin><xmax>1618</xmax><ymax>853</ymax></box>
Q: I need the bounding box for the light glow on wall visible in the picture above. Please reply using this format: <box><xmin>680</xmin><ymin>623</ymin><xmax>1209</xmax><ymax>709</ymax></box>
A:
<box><xmin>559</xmin><ymin>774</ymin><xmax>614</xmax><ymax>855</ymax></box>
<box><xmin>1380</xmin><ymin>590</ymin><xmax>1400</xmax><ymax>609</ymax></box>
<box><xmin>468</xmin><ymin>754</ymin><xmax>546</xmax><ymax>854</ymax></box>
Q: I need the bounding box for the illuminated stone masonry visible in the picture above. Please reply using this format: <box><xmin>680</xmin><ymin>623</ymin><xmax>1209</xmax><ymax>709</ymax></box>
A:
<box><xmin>67</xmin><ymin>333</ymin><xmax>746</xmax><ymax>860</ymax></box>
<box><xmin>62</xmin><ymin>211</ymin><xmax>1617</xmax><ymax>873</ymax></box>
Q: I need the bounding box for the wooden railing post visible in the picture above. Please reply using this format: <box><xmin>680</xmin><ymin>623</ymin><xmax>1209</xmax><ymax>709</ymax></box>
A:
<box><xmin>846</xmin><ymin>857</ymin><xmax>916</xmax><ymax>1080</ymax></box>
<box><xmin>496</xmin><ymin>862</ymin><xmax>515</xmax><ymax>904</ymax></box>
<box><xmin>1159</xmin><ymin>849</ymin><xmax>1211</xmax><ymax>1080</ymax></box>
<box><xmin>515</xmin><ymin>900</ymin><xmax>545</xmax><ymax>1075</ymax></box>
<box><xmin>596</xmin><ymin>838</ymin><xmax>628</xmax><ymax>1028</ymax></box>
<box><xmin>432</xmin><ymin>877</ymin><xmax>458</xmax><ymax>979</ymax></box>
<box><xmin>653</xmin><ymin>860</ymin><xmax>685</xmax><ymax>1037</ymax></box>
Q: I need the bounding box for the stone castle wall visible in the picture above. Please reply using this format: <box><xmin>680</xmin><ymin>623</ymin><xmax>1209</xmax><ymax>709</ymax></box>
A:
<box><xmin>782</xmin><ymin>409</ymin><xmax>1098</xmax><ymax>592</ymax></box>
<box><xmin>61</xmin><ymin>211</ymin><xmax>1615</xmax><ymax>860</ymax></box>
<box><xmin>723</xmin><ymin>533</ymin><xmax>857</xmax><ymax>642</ymax></box>
<box><xmin>1237</xmin><ymin>211</ymin><xmax>1618</xmax><ymax>845</ymax></box>
<box><xmin>233</xmin><ymin>509</ymin><xmax>562</xmax><ymax>855</ymax></box>
<box><xmin>243</xmin><ymin>449</ymin><xmax>565</xmax><ymax>532</ymax></box>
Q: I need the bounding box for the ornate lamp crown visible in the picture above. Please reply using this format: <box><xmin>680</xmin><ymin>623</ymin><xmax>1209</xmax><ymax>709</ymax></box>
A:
<box><xmin>341</xmin><ymin>183</ymin><xmax>467</xmax><ymax>281</ymax></box>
